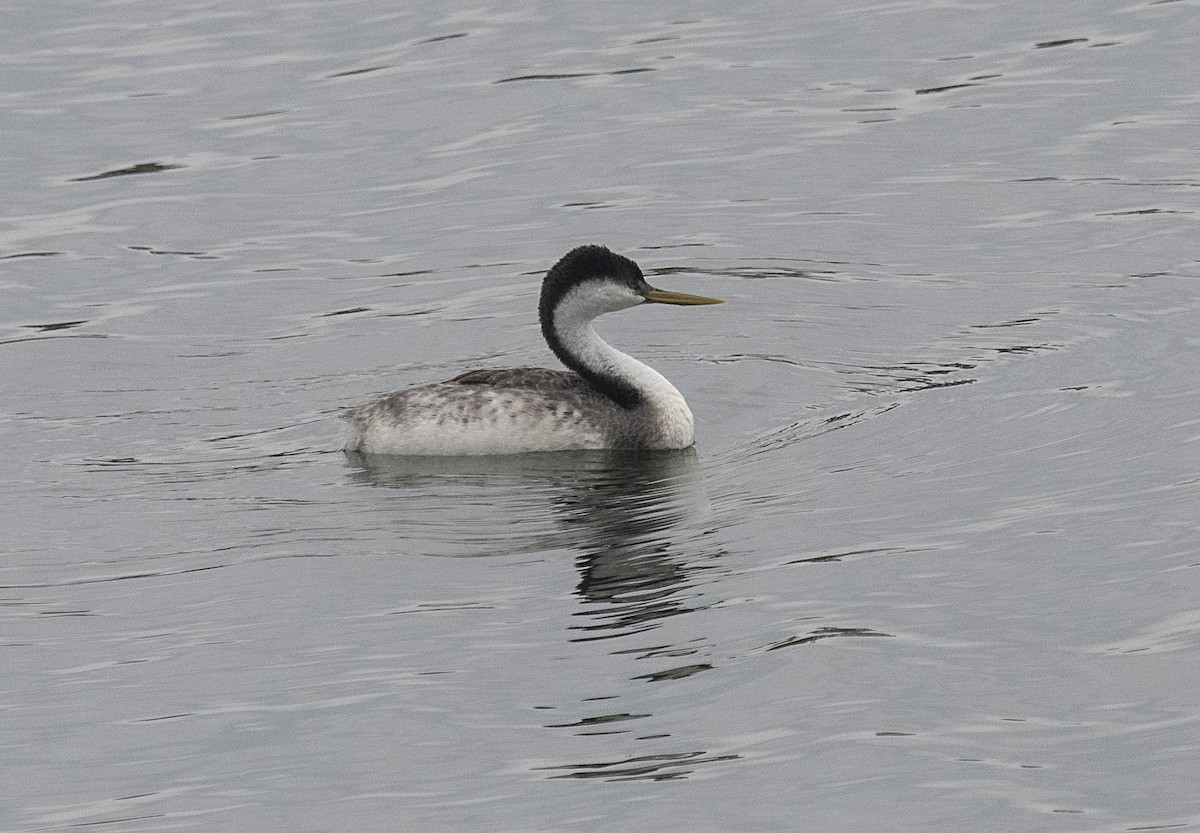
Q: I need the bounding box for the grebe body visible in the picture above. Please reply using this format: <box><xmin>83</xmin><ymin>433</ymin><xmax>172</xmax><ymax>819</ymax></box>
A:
<box><xmin>342</xmin><ymin>245</ymin><xmax>722</xmax><ymax>456</ymax></box>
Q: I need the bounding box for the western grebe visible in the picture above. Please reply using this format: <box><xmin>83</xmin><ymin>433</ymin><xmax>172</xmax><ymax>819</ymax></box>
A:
<box><xmin>342</xmin><ymin>245</ymin><xmax>723</xmax><ymax>455</ymax></box>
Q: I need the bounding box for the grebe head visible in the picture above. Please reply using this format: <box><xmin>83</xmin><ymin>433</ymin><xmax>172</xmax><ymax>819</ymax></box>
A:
<box><xmin>536</xmin><ymin>245</ymin><xmax>724</xmax><ymax>410</ymax></box>
<box><xmin>539</xmin><ymin>245</ymin><xmax>723</xmax><ymax>329</ymax></box>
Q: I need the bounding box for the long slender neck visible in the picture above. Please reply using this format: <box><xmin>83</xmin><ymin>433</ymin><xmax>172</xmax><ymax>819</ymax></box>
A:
<box><xmin>542</xmin><ymin>293</ymin><xmax>681</xmax><ymax>411</ymax></box>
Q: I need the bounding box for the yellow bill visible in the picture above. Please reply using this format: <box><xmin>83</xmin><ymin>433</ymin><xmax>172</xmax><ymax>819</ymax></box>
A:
<box><xmin>642</xmin><ymin>286</ymin><xmax>725</xmax><ymax>306</ymax></box>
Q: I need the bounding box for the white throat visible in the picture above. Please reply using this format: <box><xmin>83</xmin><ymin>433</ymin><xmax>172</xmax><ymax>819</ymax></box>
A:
<box><xmin>550</xmin><ymin>285</ymin><xmax>695</xmax><ymax>435</ymax></box>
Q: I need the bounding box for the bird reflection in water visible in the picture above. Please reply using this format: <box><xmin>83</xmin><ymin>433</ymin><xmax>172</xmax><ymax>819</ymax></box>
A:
<box><xmin>346</xmin><ymin>448</ymin><xmax>735</xmax><ymax>780</ymax></box>
<box><xmin>344</xmin><ymin>447</ymin><xmax>711</xmax><ymax>640</ymax></box>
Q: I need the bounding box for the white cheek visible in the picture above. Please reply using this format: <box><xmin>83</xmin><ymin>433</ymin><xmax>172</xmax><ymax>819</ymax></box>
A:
<box><xmin>584</xmin><ymin>282</ymin><xmax>639</xmax><ymax>313</ymax></box>
<box><xmin>557</xmin><ymin>283</ymin><xmax>643</xmax><ymax>321</ymax></box>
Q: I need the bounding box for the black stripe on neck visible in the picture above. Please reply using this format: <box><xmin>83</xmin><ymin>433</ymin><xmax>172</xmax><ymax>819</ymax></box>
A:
<box><xmin>541</xmin><ymin>311</ymin><xmax>643</xmax><ymax>409</ymax></box>
<box><xmin>538</xmin><ymin>246</ymin><xmax>649</xmax><ymax>410</ymax></box>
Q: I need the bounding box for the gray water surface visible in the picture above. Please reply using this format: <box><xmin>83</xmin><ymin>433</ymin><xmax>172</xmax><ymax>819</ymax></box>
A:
<box><xmin>3</xmin><ymin>1</ymin><xmax>1199</xmax><ymax>831</ymax></box>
